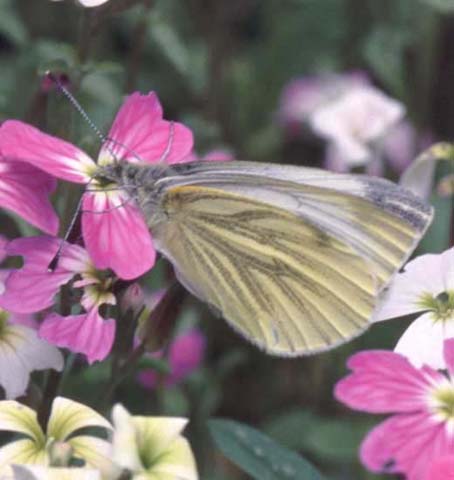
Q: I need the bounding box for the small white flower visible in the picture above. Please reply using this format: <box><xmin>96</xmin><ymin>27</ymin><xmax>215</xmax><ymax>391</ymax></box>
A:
<box><xmin>111</xmin><ymin>404</ymin><xmax>198</xmax><ymax>480</ymax></box>
<box><xmin>374</xmin><ymin>247</ymin><xmax>454</xmax><ymax>369</ymax></box>
<box><xmin>50</xmin><ymin>0</ymin><xmax>110</xmax><ymax>7</ymax></box>
<box><xmin>0</xmin><ymin>310</ymin><xmax>63</xmax><ymax>399</ymax></box>
<box><xmin>310</xmin><ymin>86</ymin><xmax>405</xmax><ymax>167</ymax></box>
<box><xmin>278</xmin><ymin>71</ymin><xmax>369</xmax><ymax>127</ymax></box>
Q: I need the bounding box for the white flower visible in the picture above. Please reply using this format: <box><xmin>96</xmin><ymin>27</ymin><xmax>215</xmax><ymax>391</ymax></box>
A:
<box><xmin>9</xmin><ymin>465</ymin><xmax>101</xmax><ymax>480</ymax></box>
<box><xmin>310</xmin><ymin>85</ymin><xmax>405</xmax><ymax>167</ymax></box>
<box><xmin>373</xmin><ymin>247</ymin><xmax>454</xmax><ymax>369</ymax></box>
<box><xmin>50</xmin><ymin>0</ymin><xmax>110</xmax><ymax>7</ymax></box>
<box><xmin>111</xmin><ymin>404</ymin><xmax>198</xmax><ymax>480</ymax></box>
<box><xmin>278</xmin><ymin>71</ymin><xmax>370</xmax><ymax>127</ymax></box>
<box><xmin>0</xmin><ymin>310</ymin><xmax>63</xmax><ymax>399</ymax></box>
<box><xmin>77</xmin><ymin>0</ymin><xmax>109</xmax><ymax>6</ymax></box>
<box><xmin>0</xmin><ymin>397</ymin><xmax>113</xmax><ymax>476</ymax></box>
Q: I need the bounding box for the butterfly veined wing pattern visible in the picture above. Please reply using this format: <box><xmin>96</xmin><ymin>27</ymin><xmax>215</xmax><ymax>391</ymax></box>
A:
<box><xmin>154</xmin><ymin>162</ymin><xmax>433</xmax><ymax>293</ymax></box>
<box><xmin>114</xmin><ymin>161</ymin><xmax>433</xmax><ymax>356</ymax></box>
<box><xmin>151</xmin><ymin>185</ymin><xmax>379</xmax><ymax>355</ymax></box>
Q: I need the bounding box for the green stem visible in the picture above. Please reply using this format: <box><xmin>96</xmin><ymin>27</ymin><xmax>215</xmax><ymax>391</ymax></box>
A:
<box><xmin>37</xmin><ymin>370</ymin><xmax>62</xmax><ymax>431</ymax></box>
<box><xmin>98</xmin><ymin>281</ymin><xmax>186</xmax><ymax>408</ymax></box>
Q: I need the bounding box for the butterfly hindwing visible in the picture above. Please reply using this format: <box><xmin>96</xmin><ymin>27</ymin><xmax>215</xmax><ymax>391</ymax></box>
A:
<box><xmin>151</xmin><ymin>185</ymin><xmax>377</xmax><ymax>356</ymax></box>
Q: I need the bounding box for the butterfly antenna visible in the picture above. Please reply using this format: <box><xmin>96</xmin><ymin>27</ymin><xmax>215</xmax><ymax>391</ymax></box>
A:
<box><xmin>47</xmin><ymin>192</ymin><xmax>86</xmax><ymax>271</ymax></box>
<box><xmin>46</xmin><ymin>72</ymin><xmax>145</xmax><ymax>163</ymax></box>
<box><xmin>45</xmin><ymin>72</ymin><xmax>107</xmax><ymax>143</ymax></box>
<box><xmin>45</xmin><ymin>72</ymin><xmax>143</xmax><ymax>270</ymax></box>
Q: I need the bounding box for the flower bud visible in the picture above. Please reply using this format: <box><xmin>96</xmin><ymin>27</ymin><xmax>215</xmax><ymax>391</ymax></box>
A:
<box><xmin>120</xmin><ymin>283</ymin><xmax>145</xmax><ymax>316</ymax></box>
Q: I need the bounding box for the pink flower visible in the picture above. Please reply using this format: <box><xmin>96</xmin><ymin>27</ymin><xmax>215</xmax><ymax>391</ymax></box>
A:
<box><xmin>138</xmin><ymin>329</ymin><xmax>205</xmax><ymax>389</ymax></box>
<box><xmin>0</xmin><ymin>155</ymin><xmax>58</xmax><ymax>235</ymax></box>
<box><xmin>425</xmin><ymin>456</ymin><xmax>454</xmax><ymax>480</ymax></box>
<box><xmin>185</xmin><ymin>149</ymin><xmax>234</xmax><ymax>162</ymax></box>
<box><xmin>0</xmin><ymin>92</ymin><xmax>193</xmax><ymax>280</ymax></box>
<box><xmin>0</xmin><ymin>236</ymin><xmax>116</xmax><ymax>363</ymax></box>
<box><xmin>335</xmin><ymin>339</ymin><xmax>454</xmax><ymax>480</ymax></box>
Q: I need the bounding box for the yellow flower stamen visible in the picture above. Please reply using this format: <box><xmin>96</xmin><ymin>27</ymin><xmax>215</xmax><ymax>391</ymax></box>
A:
<box><xmin>418</xmin><ymin>291</ymin><xmax>454</xmax><ymax>322</ymax></box>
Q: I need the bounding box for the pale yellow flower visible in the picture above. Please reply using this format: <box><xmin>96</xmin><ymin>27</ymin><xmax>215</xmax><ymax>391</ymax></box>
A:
<box><xmin>111</xmin><ymin>404</ymin><xmax>198</xmax><ymax>480</ymax></box>
<box><xmin>7</xmin><ymin>464</ymin><xmax>101</xmax><ymax>479</ymax></box>
<box><xmin>0</xmin><ymin>397</ymin><xmax>113</xmax><ymax>476</ymax></box>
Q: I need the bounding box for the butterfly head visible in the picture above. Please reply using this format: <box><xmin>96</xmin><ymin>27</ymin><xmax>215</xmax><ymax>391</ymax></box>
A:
<box><xmin>91</xmin><ymin>162</ymin><xmax>143</xmax><ymax>191</ymax></box>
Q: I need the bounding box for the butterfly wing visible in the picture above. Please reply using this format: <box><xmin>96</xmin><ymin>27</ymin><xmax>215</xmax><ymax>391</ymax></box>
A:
<box><xmin>138</xmin><ymin>161</ymin><xmax>432</xmax><ymax>355</ymax></box>
<box><xmin>150</xmin><ymin>185</ymin><xmax>379</xmax><ymax>355</ymax></box>
<box><xmin>156</xmin><ymin>161</ymin><xmax>433</xmax><ymax>293</ymax></box>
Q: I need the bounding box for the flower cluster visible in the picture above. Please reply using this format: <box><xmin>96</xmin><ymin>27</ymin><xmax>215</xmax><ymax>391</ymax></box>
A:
<box><xmin>0</xmin><ymin>92</ymin><xmax>198</xmax><ymax>364</ymax></box>
<box><xmin>0</xmin><ymin>397</ymin><xmax>197</xmax><ymax>479</ymax></box>
<box><xmin>278</xmin><ymin>71</ymin><xmax>430</xmax><ymax>175</ymax></box>
<box><xmin>336</xmin><ymin>245</ymin><xmax>454</xmax><ymax>479</ymax></box>
<box><xmin>0</xmin><ymin>89</ymin><xmax>204</xmax><ymax>477</ymax></box>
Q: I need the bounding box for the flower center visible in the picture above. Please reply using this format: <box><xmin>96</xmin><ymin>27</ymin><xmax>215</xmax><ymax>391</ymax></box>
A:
<box><xmin>431</xmin><ymin>383</ymin><xmax>454</xmax><ymax>422</ymax></box>
<box><xmin>0</xmin><ymin>310</ymin><xmax>8</xmax><ymax>335</ymax></box>
<box><xmin>418</xmin><ymin>291</ymin><xmax>454</xmax><ymax>322</ymax></box>
<box><xmin>84</xmin><ymin>275</ymin><xmax>115</xmax><ymax>308</ymax></box>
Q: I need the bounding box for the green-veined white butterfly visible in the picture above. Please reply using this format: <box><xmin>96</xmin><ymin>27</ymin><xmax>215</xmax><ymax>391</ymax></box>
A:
<box><xmin>95</xmin><ymin>160</ymin><xmax>432</xmax><ymax>356</ymax></box>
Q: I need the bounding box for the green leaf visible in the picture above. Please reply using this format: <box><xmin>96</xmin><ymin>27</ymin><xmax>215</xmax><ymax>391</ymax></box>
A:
<box><xmin>263</xmin><ymin>409</ymin><xmax>375</xmax><ymax>464</ymax></box>
<box><xmin>148</xmin><ymin>12</ymin><xmax>207</xmax><ymax>94</ymax></box>
<box><xmin>208</xmin><ymin>419</ymin><xmax>324</xmax><ymax>480</ymax></box>
<box><xmin>417</xmin><ymin>0</ymin><xmax>454</xmax><ymax>12</ymax></box>
<box><xmin>363</xmin><ymin>26</ymin><xmax>411</xmax><ymax>97</ymax></box>
<box><xmin>137</xmin><ymin>356</ymin><xmax>171</xmax><ymax>375</ymax></box>
<box><xmin>0</xmin><ymin>1</ymin><xmax>28</xmax><ymax>47</ymax></box>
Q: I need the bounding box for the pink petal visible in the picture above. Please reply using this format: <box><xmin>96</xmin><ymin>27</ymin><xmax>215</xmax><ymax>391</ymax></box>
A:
<box><xmin>360</xmin><ymin>413</ymin><xmax>453</xmax><ymax>480</ymax></box>
<box><xmin>0</xmin><ymin>269</ymin><xmax>10</xmax><ymax>295</ymax></box>
<box><xmin>444</xmin><ymin>339</ymin><xmax>454</xmax><ymax>375</ymax></box>
<box><xmin>82</xmin><ymin>191</ymin><xmax>155</xmax><ymax>280</ymax></box>
<box><xmin>425</xmin><ymin>456</ymin><xmax>454</xmax><ymax>480</ymax></box>
<box><xmin>0</xmin><ymin>158</ymin><xmax>59</xmax><ymax>234</ymax></box>
<box><xmin>40</xmin><ymin>308</ymin><xmax>115</xmax><ymax>363</ymax></box>
<box><xmin>0</xmin><ymin>120</ymin><xmax>94</xmax><ymax>183</ymax></box>
<box><xmin>100</xmin><ymin>92</ymin><xmax>193</xmax><ymax>165</ymax></box>
<box><xmin>8</xmin><ymin>313</ymin><xmax>38</xmax><ymax>329</ymax></box>
<box><xmin>0</xmin><ymin>236</ymin><xmax>7</xmax><ymax>262</ymax></box>
<box><xmin>168</xmin><ymin>329</ymin><xmax>205</xmax><ymax>385</ymax></box>
<box><xmin>0</xmin><ymin>268</ymin><xmax>72</xmax><ymax>313</ymax></box>
<box><xmin>185</xmin><ymin>149</ymin><xmax>234</xmax><ymax>162</ymax></box>
<box><xmin>0</xmin><ymin>237</ymin><xmax>85</xmax><ymax>313</ymax></box>
<box><xmin>335</xmin><ymin>350</ymin><xmax>442</xmax><ymax>413</ymax></box>
<box><xmin>203</xmin><ymin>149</ymin><xmax>233</xmax><ymax>162</ymax></box>
<box><xmin>138</xmin><ymin>370</ymin><xmax>159</xmax><ymax>389</ymax></box>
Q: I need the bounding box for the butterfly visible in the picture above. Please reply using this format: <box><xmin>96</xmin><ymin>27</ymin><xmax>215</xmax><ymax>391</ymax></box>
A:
<box><xmin>95</xmin><ymin>160</ymin><xmax>433</xmax><ymax>356</ymax></box>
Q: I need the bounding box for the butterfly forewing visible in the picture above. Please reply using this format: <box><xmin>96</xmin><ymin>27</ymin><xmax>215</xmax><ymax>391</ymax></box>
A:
<box><xmin>155</xmin><ymin>162</ymin><xmax>433</xmax><ymax>293</ymax></box>
<box><xmin>151</xmin><ymin>185</ymin><xmax>377</xmax><ymax>355</ymax></box>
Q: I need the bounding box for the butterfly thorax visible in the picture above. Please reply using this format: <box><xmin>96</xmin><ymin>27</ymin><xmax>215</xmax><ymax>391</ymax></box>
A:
<box><xmin>94</xmin><ymin>162</ymin><xmax>174</xmax><ymax>226</ymax></box>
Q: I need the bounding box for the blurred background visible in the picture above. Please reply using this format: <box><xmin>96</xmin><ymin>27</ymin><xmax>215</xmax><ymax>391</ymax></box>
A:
<box><xmin>1</xmin><ymin>1</ymin><xmax>453</xmax><ymax>478</ymax></box>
